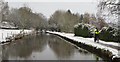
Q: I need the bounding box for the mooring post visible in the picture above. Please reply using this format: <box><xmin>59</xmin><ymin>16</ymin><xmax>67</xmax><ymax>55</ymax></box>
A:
<box><xmin>11</xmin><ymin>32</ymin><xmax>12</xmax><ymax>35</ymax></box>
<box><xmin>7</xmin><ymin>33</ymin><xmax>8</xmax><ymax>38</ymax></box>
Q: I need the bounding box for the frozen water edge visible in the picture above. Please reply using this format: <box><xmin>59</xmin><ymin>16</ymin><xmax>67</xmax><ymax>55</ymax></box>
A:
<box><xmin>0</xmin><ymin>29</ymin><xmax>33</xmax><ymax>42</ymax></box>
<box><xmin>47</xmin><ymin>31</ymin><xmax>120</xmax><ymax>59</ymax></box>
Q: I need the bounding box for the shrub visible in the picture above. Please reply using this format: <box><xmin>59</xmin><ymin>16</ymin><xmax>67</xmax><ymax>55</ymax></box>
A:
<box><xmin>99</xmin><ymin>27</ymin><xmax>120</xmax><ymax>42</ymax></box>
<box><xmin>74</xmin><ymin>23</ymin><xmax>120</xmax><ymax>42</ymax></box>
<box><xmin>74</xmin><ymin>23</ymin><xmax>94</xmax><ymax>38</ymax></box>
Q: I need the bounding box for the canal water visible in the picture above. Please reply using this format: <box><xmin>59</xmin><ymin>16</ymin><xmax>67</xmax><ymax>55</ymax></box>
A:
<box><xmin>1</xmin><ymin>33</ymin><xmax>104</xmax><ymax>61</ymax></box>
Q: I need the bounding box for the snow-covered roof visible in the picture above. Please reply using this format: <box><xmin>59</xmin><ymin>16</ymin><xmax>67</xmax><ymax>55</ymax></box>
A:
<box><xmin>0</xmin><ymin>21</ymin><xmax>17</xmax><ymax>29</ymax></box>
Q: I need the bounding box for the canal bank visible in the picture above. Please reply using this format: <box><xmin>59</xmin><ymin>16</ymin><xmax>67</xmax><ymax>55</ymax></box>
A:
<box><xmin>46</xmin><ymin>31</ymin><xmax>120</xmax><ymax>62</ymax></box>
<box><xmin>0</xmin><ymin>29</ymin><xmax>33</xmax><ymax>43</ymax></box>
<box><xmin>1</xmin><ymin>33</ymin><xmax>105</xmax><ymax>61</ymax></box>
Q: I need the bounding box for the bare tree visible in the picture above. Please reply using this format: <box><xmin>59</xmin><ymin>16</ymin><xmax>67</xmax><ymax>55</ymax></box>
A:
<box><xmin>83</xmin><ymin>13</ymin><xmax>90</xmax><ymax>24</ymax></box>
<box><xmin>48</xmin><ymin>10</ymin><xmax>79</xmax><ymax>32</ymax></box>
<box><xmin>8</xmin><ymin>6</ymin><xmax>47</xmax><ymax>30</ymax></box>
<box><xmin>97</xmin><ymin>0</ymin><xmax>119</xmax><ymax>27</ymax></box>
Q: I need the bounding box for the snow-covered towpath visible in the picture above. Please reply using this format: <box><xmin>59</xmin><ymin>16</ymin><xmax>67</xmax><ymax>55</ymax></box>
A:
<box><xmin>47</xmin><ymin>31</ymin><xmax>120</xmax><ymax>59</ymax></box>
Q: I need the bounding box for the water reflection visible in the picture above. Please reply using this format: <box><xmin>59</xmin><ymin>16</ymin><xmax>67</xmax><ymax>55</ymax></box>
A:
<box><xmin>2</xmin><ymin>33</ymin><xmax>102</xmax><ymax>60</ymax></box>
<box><xmin>2</xmin><ymin>33</ymin><xmax>48</xmax><ymax>60</ymax></box>
<box><xmin>48</xmin><ymin>35</ymin><xmax>75</xmax><ymax>59</ymax></box>
<box><xmin>0</xmin><ymin>45</ymin><xmax>2</xmax><ymax>61</ymax></box>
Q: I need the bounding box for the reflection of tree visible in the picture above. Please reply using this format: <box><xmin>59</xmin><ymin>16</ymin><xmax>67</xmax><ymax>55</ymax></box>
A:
<box><xmin>2</xmin><ymin>46</ymin><xmax>9</xmax><ymax>60</ymax></box>
<box><xmin>48</xmin><ymin>35</ymin><xmax>92</xmax><ymax>59</ymax></box>
<box><xmin>0</xmin><ymin>46</ymin><xmax>2</xmax><ymax>61</ymax></box>
<box><xmin>2</xmin><ymin>33</ymin><xmax>48</xmax><ymax>60</ymax></box>
<box><xmin>48</xmin><ymin>36</ymin><xmax>75</xmax><ymax>59</ymax></box>
<box><xmin>94</xmin><ymin>55</ymin><xmax>100</xmax><ymax>62</ymax></box>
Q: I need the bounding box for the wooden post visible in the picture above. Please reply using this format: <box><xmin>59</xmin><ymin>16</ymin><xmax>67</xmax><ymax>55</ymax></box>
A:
<box><xmin>7</xmin><ymin>33</ymin><xmax>8</xmax><ymax>38</ymax></box>
<box><xmin>11</xmin><ymin>32</ymin><xmax>12</xmax><ymax>35</ymax></box>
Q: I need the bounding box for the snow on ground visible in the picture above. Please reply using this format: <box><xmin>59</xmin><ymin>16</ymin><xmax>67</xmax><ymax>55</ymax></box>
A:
<box><xmin>0</xmin><ymin>29</ymin><xmax>33</xmax><ymax>42</ymax></box>
<box><xmin>47</xmin><ymin>31</ymin><xmax>120</xmax><ymax>58</ymax></box>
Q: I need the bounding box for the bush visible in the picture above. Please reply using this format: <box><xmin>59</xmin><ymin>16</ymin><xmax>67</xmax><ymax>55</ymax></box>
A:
<box><xmin>74</xmin><ymin>23</ymin><xmax>94</xmax><ymax>38</ymax></box>
<box><xmin>74</xmin><ymin>23</ymin><xmax>120</xmax><ymax>42</ymax></box>
<box><xmin>99</xmin><ymin>27</ymin><xmax>120</xmax><ymax>42</ymax></box>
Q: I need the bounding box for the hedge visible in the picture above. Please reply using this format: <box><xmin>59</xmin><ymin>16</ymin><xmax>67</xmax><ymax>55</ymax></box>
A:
<box><xmin>99</xmin><ymin>27</ymin><xmax>120</xmax><ymax>42</ymax></box>
<box><xmin>74</xmin><ymin>23</ymin><xmax>94</xmax><ymax>38</ymax></box>
<box><xmin>74</xmin><ymin>23</ymin><xmax>120</xmax><ymax>42</ymax></box>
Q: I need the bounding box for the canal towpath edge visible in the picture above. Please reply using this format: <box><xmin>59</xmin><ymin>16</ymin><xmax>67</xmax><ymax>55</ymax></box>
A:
<box><xmin>46</xmin><ymin>31</ymin><xmax>120</xmax><ymax>60</ymax></box>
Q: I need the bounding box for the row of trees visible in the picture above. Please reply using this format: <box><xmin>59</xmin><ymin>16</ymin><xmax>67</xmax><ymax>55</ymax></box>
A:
<box><xmin>48</xmin><ymin>10</ymin><xmax>108</xmax><ymax>32</ymax></box>
<box><xmin>82</xmin><ymin>12</ymin><xmax>108</xmax><ymax>29</ymax></box>
<box><xmin>1</xmin><ymin>1</ymin><xmax>48</xmax><ymax>30</ymax></box>
<box><xmin>48</xmin><ymin>10</ymin><xmax>80</xmax><ymax>32</ymax></box>
<box><xmin>0</xmin><ymin>1</ymin><xmax>49</xmax><ymax>31</ymax></box>
<box><xmin>7</xmin><ymin>7</ymin><xmax>48</xmax><ymax>30</ymax></box>
<box><xmin>2</xmin><ymin>0</ymin><xmax>119</xmax><ymax>33</ymax></box>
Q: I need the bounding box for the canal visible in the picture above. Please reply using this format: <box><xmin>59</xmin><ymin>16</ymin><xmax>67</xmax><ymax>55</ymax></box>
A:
<box><xmin>1</xmin><ymin>33</ymin><xmax>104</xmax><ymax>61</ymax></box>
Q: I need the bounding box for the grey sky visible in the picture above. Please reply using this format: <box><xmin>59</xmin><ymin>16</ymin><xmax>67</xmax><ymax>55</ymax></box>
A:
<box><xmin>5</xmin><ymin>0</ymin><xmax>97</xmax><ymax>2</ymax></box>
<box><xmin>5</xmin><ymin>0</ymin><xmax>98</xmax><ymax>18</ymax></box>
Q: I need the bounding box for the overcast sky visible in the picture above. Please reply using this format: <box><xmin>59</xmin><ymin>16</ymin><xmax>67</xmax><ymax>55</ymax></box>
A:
<box><xmin>5</xmin><ymin>0</ymin><xmax>98</xmax><ymax>2</ymax></box>
<box><xmin>5</xmin><ymin>0</ymin><xmax>98</xmax><ymax>18</ymax></box>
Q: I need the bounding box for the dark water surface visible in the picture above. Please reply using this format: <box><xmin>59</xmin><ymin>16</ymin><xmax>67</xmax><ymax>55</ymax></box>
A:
<box><xmin>1</xmin><ymin>33</ymin><xmax>104</xmax><ymax>60</ymax></box>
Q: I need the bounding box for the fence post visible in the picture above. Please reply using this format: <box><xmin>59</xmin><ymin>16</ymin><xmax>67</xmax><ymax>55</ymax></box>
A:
<box><xmin>7</xmin><ymin>33</ymin><xmax>8</xmax><ymax>38</ymax></box>
<box><xmin>2</xmin><ymin>33</ymin><xmax>3</xmax><ymax>40</ymax></box>
<box><xmin>11</xmin><ymin>32</ymin><xmax>12</xmax><ymax>35</ymax></box>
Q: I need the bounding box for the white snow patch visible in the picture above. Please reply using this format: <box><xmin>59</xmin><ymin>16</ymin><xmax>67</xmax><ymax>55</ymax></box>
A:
<box><xmin>0</xmin><ymin>29</ymin><xmax>33</xmax><ymax>42</ymax></box>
